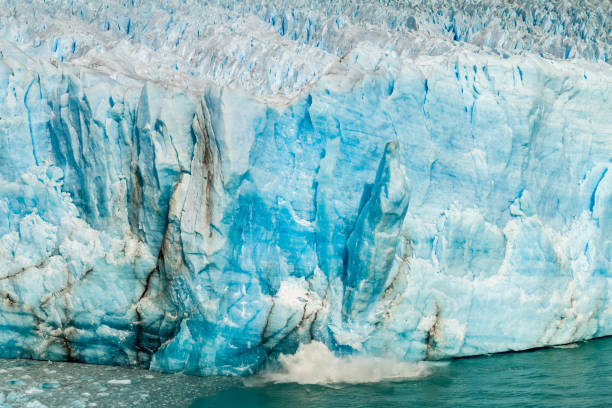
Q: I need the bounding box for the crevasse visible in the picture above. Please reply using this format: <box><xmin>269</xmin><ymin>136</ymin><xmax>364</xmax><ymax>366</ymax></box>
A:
<box><xmin>0</xmin><ymin>0</ymin><xmax>611</xmax><ymax>376</ymax></box>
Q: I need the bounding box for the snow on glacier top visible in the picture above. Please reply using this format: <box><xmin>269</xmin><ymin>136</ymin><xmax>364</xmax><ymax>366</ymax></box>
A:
<box><xmin>0</xmin><ymin>0</ymin><xmax>609</xmax><ymax>97</ymax></box>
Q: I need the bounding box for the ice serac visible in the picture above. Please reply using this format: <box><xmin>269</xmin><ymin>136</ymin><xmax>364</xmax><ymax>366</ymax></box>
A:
<box><xmin>0</xmin><ymin>0</ymin><xmax>611</xmax><ymax>376</ymax></box>
<box><xmin>343</xmin><ymin>141</ymin><xmax>410</xmax><ymax>319</ymax></box>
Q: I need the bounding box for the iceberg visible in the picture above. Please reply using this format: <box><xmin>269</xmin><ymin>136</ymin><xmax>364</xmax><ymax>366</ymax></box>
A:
<box><xmin>0</xmin><ymin>0</ymin><xmax>611</xmax><ymax>376</ymax></box>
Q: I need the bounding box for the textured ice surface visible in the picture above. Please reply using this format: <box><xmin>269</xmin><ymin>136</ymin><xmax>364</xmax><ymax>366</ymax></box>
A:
<box><xmin>0</xmin><ymin>0</ymin><xmax>611</xmax><ymax>376</ymax></box>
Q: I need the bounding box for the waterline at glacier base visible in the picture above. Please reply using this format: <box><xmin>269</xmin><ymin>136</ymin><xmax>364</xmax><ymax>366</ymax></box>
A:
<box><xmin>0</xmin><ymin>2</ymin><xmax>610</xmax><ymax>405</ymax></box>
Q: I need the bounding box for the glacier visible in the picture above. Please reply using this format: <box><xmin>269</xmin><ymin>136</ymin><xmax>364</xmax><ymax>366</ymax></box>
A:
<box><xmin>0</xmin><ymin>0</ymin><xmax>611</xmax><ymax>376</ymax></box>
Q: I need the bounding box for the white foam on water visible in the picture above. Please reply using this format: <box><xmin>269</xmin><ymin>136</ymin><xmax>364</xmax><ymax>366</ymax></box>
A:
<box><xmin>552</xmin><ymin>343</ymin><xmax>579</xmax><ymax>349</ymax></box>
<box><xmin>249</xmin><ymin>341</ymin><xmax>441</xmax><ymax>386</ymax></box>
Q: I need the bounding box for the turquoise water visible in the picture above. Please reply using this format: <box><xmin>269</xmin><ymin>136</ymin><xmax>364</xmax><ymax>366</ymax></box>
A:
<box><xmin>1</xmin><ymin>337</ymin><xmax>611</xmax><ymax>407</ymax></box>
<box><xmin>193</xmin><ymin>338</ymin><xmax>612</xmax><ymax>408</ymax></box>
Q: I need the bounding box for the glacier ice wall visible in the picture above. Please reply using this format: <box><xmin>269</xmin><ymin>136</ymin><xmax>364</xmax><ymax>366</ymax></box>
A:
<box><xmin>0</xmin><ymin>0</ymin><xmax>611</xmax><ymax>375</ymax></box>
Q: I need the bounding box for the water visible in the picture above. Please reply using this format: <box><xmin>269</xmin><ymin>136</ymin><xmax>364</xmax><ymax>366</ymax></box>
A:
<box><xmin>2</xmin><ymin>337</ymin><xmax>611</xmax><ymax>408</ymax></box>
<box><xmin>196</xmin><ymin>338</ymin><xmax>612</xmax><ymax>408</ymax></box>
<box><xmin>0</xmin><ymin>360</ymin><xmax>237</xmax><ymax>407</ymax></box>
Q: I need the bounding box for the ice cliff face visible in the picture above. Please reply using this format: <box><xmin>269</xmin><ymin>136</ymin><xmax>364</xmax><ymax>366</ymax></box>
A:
<box><xmin>0</xmin><ymin>0</ymin><xmax>611</xmax><ymax>375</ymax></box>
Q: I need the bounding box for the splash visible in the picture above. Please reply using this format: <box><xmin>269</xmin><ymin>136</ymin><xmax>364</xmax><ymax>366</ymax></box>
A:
<box><xmin>249</xmin><ymin>341</ymin><xmax>439</xmax><ymax>386</ymax></box>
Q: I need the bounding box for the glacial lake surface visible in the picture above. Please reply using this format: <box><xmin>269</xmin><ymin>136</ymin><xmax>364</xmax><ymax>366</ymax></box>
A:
<box><xmin>1</xmin><ymin>336</ymin><xmax>611</xmax><ymax>407</ymax></box>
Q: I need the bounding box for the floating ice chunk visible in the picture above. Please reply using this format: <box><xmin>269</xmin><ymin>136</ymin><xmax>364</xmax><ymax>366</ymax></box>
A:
<box><xmin>106</xmin><ymin>380</ymin><xmax>131</xmax><ymax>385</ymax></box>
<box><xmin>0</xmin><ymin>0</ymin><xmax>610</xmax><ymax>378</ymax></box>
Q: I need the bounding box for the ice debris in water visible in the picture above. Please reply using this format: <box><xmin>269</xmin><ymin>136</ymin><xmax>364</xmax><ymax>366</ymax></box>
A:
<box><xmin>107</xmin><ymin>380</ymin><xmax>131</xmax><ymax>385</ymax></box>
<box><xmin>0</xmin><ymin>359</ymin><xmax>234</xmax><ymax>407</ymax></box>
<box><xmin>251</xmin><ymin>341</ymin><xmax>436</xmax><ymax>385</ymax></box>
<box><xmin>0</xmin><ymin>0</ymin><xmax>611</xmax><ymax>376</ymax></box>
